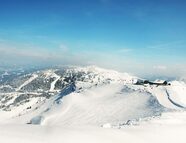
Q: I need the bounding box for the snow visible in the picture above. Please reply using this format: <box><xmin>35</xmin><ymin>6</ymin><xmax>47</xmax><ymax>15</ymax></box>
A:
<box><xmin>0</xmin><ymin>85</ymin><xmax>13</xmax><ymax>89</ymax></box>
<box><xmin>0</xmin><ymin>112</ymin><xmax>186</xmax><ymax>143</ymax></box>
<box><xmin>148</xmin><ymin>86</ymin><xmax>180</xmax><ymax>109</ymax></box>
<box><xmin>102</xmin><ymin>123</ymin><xmax>112</xmax><ymax>128</ymax></box>
<box><xmin>39</xmin><ymin>83</ymin><xmax>164</xmax><ymax>127</ymax></box>
<box><xmin>166</xmin><ymin>81</ymin><xmax>186</xmax><ymax>107</ymax></box>
<box><xmin>49</xmin><ymin>73</ymin><xmax>60</xmax><ymax>92</ymax></box>
<box><xmin>129</xmin><ymin>82</ymin><xmax>186</xmax><ymax>110</ymax></box>
<box><xmin>16</xmin><ymin>74</ymin><xmax>38</xmax><ymax>91</ymax></box>
<box><xmin>0</xmin><ymin>66</ymin><xmax>186</xmax><ymax>143</ymax></box>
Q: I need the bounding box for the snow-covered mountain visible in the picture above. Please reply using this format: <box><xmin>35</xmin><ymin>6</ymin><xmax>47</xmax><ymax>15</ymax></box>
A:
<box><xmin>1</xmin><ymin>66</ymin><xmax>186</xmax><ymax>143</ymax></box>
<box><xmin>0</xmin><ymin>66</ymin><xmax>132</xmax><ymax>110</ymax></box>
<box><xmin>0</xmin><ymin>66</ymin><xmax>186</xmax><ymax>127</ymax></box>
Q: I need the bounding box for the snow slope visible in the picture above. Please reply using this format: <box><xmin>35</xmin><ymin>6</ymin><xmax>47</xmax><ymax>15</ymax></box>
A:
<box><xmin>0</xmin><ymin>112</ymin><xmax>186</xmax><ymax>143</ymax></box>
<box><xmin>0</xmin><ymin>66</ymin><xmax>186</xmax><ymax>143</ymax></box>
<box><xmin>41</xmin><ymin>83</ymin><xmax>164</xmax><ymax>127</ymax></box>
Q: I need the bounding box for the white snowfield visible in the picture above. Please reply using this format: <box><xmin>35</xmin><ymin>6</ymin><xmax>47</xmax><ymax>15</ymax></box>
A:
<box><xmin>0</xmin><ymin>66</ymin><xmax>186</xmax><ymax>143</ymax></box>
<box><xmin>41</xmin><ymin>84</ymin><xmax>162</xmax><ymax>126</ymax></box>
<box><xmin>1</xmin><ymin>112</ymin><xmax>186</xmax><ymax>143</ymax></box>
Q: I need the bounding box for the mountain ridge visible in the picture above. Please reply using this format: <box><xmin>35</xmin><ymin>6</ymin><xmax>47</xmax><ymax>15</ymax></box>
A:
<box><xmin>0</xmin><ymin>66</ymin><xmax>185</xmax><ymax>128</ymax></box>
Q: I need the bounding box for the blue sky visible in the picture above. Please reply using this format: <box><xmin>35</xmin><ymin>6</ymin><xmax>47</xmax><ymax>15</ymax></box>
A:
<box><xmin>0</xmin><ymin>0</ymin><xmax>186</xmax><ymax>77</ymax></box>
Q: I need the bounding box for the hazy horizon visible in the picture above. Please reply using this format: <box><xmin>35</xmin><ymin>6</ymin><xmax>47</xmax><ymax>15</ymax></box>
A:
<box><xmin>0</xmin><ymin>0</ymin><xmax>186</xmax><ymax>78</ymax></box>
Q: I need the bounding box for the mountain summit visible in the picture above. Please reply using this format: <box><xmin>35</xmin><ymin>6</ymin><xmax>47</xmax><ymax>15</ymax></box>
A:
<box><xmin>0</xmin><ymin>66</ymin><xmax>185</xmax><ymax>127</ymax></box>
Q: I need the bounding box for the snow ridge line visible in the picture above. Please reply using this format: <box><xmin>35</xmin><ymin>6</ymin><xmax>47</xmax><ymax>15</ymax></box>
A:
<box><xmin>165</xmin><ymin>90</ymin><xmax>186</xmax><ymax>109</ymax></box>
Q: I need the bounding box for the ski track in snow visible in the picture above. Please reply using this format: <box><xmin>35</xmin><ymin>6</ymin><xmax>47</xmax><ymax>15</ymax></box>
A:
<box><xmin>165</xmin><ymin>89</ymin><xmax>186</xmax><ymax>109</ymax></box>
<box><xmin>49</xmin><ymin>73</ymin><xmax>60</xmax><ymax>92</ymax></box>
<box><xmin>144</xmin><ymin>86</ymin><xmax>181</xmax><ymax>110</ymax></box>
<box><xmin>16</xmin><ymin>74</ymin><xmax>38</xmax><ymax>91</ymax></box>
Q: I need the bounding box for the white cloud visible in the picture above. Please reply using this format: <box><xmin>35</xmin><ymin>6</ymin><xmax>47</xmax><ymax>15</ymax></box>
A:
<box><xmin>153</xmin><ymin>65</ymin><xmax>167</xmax><ymax>70</ymax></box>
<box><xmin>147</xmin><ymin>41</ymin><xmax>185</xmax><ymax>50</ymax></box>
<box><xmin>59</xmin><ymin>44</ymin><xmax>69</xmax><ymax>53</ymax></box>
<box><xmin>0</xmin><ymin>41</ymin><xmax>185</xmax><ymax>78</ymax></box>
<box><xmin>117</xmin><ymin>48</ymin><xmax>133</xmax><ymax>53</ymax></box>
<box><xmin>0</xmin><ymin>43</ymin><xmax>50</xmax><ymax>59</ymax></box>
